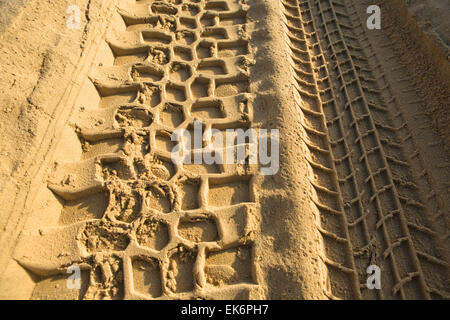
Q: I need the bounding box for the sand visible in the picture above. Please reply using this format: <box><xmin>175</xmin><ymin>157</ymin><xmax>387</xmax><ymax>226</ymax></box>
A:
<box><xmin>0</xmin><ymin>0</ymin><xmax>448</xmax><ymax>300</ymax></box>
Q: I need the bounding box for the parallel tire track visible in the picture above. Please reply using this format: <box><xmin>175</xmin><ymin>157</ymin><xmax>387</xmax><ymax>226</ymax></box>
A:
<box><xmin>281</xmin><ymin>0</ymin><xmax>449</xmax><ymax>299</ymax></box>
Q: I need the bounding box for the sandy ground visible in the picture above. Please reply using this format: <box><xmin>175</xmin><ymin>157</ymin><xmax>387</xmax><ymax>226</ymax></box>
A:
<box><xmin>0</xmin><ymin>0</ymin><xmax>448</xmax><ymax>300</ymax></box>
<box><xmin>405</xmin><ymin>0</ymin><xmax>449</xmax><ymax>55</ymax></box>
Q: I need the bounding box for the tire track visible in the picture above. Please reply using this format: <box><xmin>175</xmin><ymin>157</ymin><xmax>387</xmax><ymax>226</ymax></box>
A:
<box><xmin>281</xmin><ymin>0</ymin><xmax>449</xmax><ymax>299</ymax></box>
<box><xmin>15</xmin><ymin>0</ymin><xmax>264</xmax><ymax>300</ymax></box>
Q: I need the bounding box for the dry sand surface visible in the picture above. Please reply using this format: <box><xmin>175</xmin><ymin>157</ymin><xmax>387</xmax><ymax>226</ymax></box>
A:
<box><xmin>0</xmin><ymin>0</ymin><xmax>448</xmax><ymax>300</ymax></box>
